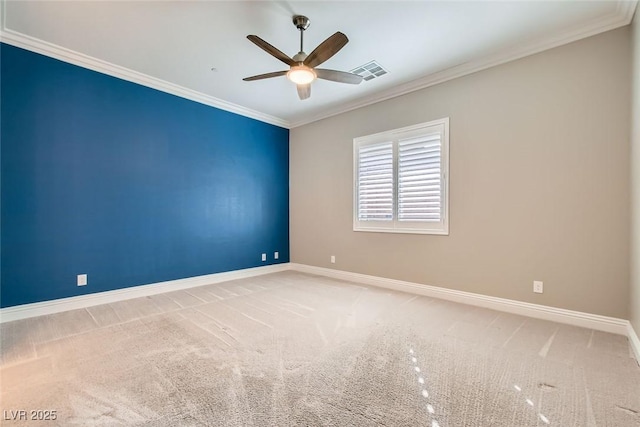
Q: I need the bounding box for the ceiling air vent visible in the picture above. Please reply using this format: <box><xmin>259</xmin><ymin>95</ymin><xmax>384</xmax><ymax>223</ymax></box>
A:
<box><xmin>350</xmin><ymin>60</ymin><xmax>388</xmax><ymax>81</ymax></box>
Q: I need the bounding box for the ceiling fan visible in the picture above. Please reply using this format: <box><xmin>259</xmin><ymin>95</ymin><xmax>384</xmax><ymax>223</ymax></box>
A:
<box><xmin>243</xmin><ymin>15</ymin><xmax>363</xmax><ymax>100</ymax></box>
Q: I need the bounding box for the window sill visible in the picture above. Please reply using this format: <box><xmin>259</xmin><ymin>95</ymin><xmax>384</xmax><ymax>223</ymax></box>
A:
<box><xmin>353</xmin><ymin>226</ymin><xmax>449</xmax><ymax>236</ymax></box>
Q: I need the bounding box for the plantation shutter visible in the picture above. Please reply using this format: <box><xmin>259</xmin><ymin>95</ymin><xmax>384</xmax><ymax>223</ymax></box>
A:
<box><xmin>397</xmin><ymin>133</ymin><xmax>442</xmax><ymax>222</ymax></box>
<box><xmin>357</xmin><ymin>142</ymin><xmax>394</xmax><ymax>221</ymax></box>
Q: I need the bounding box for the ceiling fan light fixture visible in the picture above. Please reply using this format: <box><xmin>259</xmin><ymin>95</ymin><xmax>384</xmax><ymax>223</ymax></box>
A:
<box><xmin>287</xmin><ymin>65</ymin><xmax>316</xmax><ymax>85</ymax></box>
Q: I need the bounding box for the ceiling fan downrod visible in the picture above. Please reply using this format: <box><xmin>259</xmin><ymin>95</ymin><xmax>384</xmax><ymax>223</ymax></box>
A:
<box><xmin>292</xmin><ymin>15</ymin><xmax>310</xmax><ymax>60</ymax></box>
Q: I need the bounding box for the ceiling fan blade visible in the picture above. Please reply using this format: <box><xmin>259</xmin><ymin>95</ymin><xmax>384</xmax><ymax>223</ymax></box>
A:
<box><xmin>304</xmin><ymin>32</ymin><xmax>348</xmax><ymax>68</ymax></box>
<box><xmin>315</xmin><ymin>69</ymin><xmax>363</xmax><ymax>84</ymax></box>
<box><xmin>247</xmin><ymin>35</ymin><xmax>296</xmax><ymax>67</ymax></box>
<box><xmin>243</xmin><ymin>70</ymin><xmax>288</xmax><ymax>81</ymax></box>
<box><xmin>297</xmin><ymin>83</ymin><xmax>311</xmax><ymax>100</ymax></box>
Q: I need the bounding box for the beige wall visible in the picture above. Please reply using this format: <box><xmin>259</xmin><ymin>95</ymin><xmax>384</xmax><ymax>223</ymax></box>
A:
<box><xmin>631</xmin><ymin>14</ymin><xmax>640</xmax><ymax>332</ymax></box>
<box><xmin>290</xmin><ymin>27</ymin><xmax>631</xmax><ymax>319</ymax></box>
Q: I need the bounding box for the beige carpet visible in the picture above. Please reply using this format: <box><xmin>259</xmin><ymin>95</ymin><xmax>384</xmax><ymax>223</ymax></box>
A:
<box><xmin>1</xmin><ymin>271</ymin><xmax>639</xmax><ymax>426</ymax></box>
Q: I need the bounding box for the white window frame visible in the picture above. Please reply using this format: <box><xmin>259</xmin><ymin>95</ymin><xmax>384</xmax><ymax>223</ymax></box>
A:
<box><xmin>353</xmin><ymin>117</ymin><xmax>449</xmax><ymax>235</ymax></box>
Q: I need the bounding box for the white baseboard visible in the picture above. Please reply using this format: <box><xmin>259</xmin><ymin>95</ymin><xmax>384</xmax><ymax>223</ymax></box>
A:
<box><xmin>3</xmin><ymin>261</ymin><xmax>636</xmax><ymax>361</ymax></box>
<box><xmin>629</xmin><ymin>323</ymin><xmax>640</xmax><ymax>365</ymax></box>
<box><xmin>0</xmin><ymin>264</ymin><xmax>290</xmax><ymax>323</ymax></box>
<box><xmin>290</xmin><ymin>263</ymin><xmax>630</xmax><ymax>336</ymax></box>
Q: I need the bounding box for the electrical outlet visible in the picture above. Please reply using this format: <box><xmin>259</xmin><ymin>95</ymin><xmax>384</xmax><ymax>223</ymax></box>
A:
<box><xmin>274</xmin><ymin>252</ymin><xmax>279</xmax><ymax>260</ymax></box>
<box><xmin>330</xmin><ymin>255</ymin><xmax>336</xmax><ymax>264</ymax></box>
<box><xmin>261</xmin><ymin>253</ymin><xmax>267</xmax><ymax>262</ymax></box>
<box><xmin>533</xmin><ymin>281</ymin><xmax>543</xmax><ymax>294</ymax></box>
<box><xmin>77</xmin><ymin>274</ymin><xmax>87</xmax><ymax>287</ymax></box>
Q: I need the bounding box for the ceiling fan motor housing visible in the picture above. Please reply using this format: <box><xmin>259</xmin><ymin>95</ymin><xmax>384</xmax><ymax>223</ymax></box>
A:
<box><xmin>292</xmin><ymin>52</ymin><xmax>308</xmax><ymax>63</ymax></box>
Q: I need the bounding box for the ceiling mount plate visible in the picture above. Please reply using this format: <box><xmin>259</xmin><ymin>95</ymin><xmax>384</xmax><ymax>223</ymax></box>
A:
<box><xmin>292</xmin><ymin>15</ymin><xmax>310</xmax><ymax>31</ymax></box>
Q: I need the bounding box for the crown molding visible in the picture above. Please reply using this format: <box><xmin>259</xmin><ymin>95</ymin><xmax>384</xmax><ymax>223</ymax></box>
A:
<box><xmin>288</xmin><ymin>0</ymin><xmax>639</xmax><ymax>128</ymax></box>
<box><xmin>618</xmin><ymin>0</ymin><xmax>639</xmax><ymax>20</ymax></box>
<box><xmin>1</xmin><ymin>0</ymin><xmax>636</xmax><ymax>129</ymax></box>
<box><xmin>0</xmin><ymin>27</ymin><xmax>290</xmax><ymax>129</ymax></box>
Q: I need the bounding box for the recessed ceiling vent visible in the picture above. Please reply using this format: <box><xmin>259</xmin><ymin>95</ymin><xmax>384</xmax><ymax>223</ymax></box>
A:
<box><xmin>350</xmin><ymin>60</ymin><xmax>388</xmax><ymax>81</ymax></box>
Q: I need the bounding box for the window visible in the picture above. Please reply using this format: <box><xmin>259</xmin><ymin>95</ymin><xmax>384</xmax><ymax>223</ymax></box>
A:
<box><xmin>353</xmin><ymin>118</ymin><xmax>449</xmax><ymax>235</ymax></box>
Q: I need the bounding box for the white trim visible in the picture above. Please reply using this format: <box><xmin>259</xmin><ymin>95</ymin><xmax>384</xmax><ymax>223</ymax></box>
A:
<box><xmin>288</xmin><ymin>1</ymin><xmax>639</xmax><ymax>128</ymax></box>
<box><xmin>353</xmin><ymin>227</ymin><xmax>450</xmax><ymax>236</ymax></box>
<box><xmin>289</xmin><ymin>263</ymin><xmax>630</xmax><ymax>336</ymax></box>
<box><xmin>2</xmin><ymin>261</ymin><xmax>638</xmax><ymax>363</ymax></box>
<box><xmin>629</xmin><ymin>323</ymin><xmax>640</xmax><ymax>365</ymax></box>
<box><xmin>0</xmin><ymin>28</ymin><xmax>289</xmax><ymax>129</ymax></box>
<box><xmin>0</xmin><ymin>264</ymin><xmax>290</xmax><ymax>323</ymax></box>
<box><xmin>353</xmin><ymin>118</ymin><xmax>449</xmax><ymax>236</ymax></box>
<box><xmin>618</xmin><ymin>0</ymin><xmax>639</xmax><ymax>21</ymax></box>
<box><xmin>0</xmin><ymin>1</ymin><xmax>636</xmax><ymax>129</ymax></box>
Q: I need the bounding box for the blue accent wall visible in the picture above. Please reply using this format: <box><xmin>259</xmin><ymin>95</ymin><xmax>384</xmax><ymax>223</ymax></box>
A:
<box><xmin>1</xmin><ymin>43</ymin><xmax>290</xmax><ymax>308</ymax></box>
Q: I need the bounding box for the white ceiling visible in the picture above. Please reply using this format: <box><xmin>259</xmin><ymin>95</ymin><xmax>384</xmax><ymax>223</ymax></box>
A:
<box><xmin>1</xmin><ymin>1</ymin><xmax>637</xmax><ymax>128</ymax></box>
